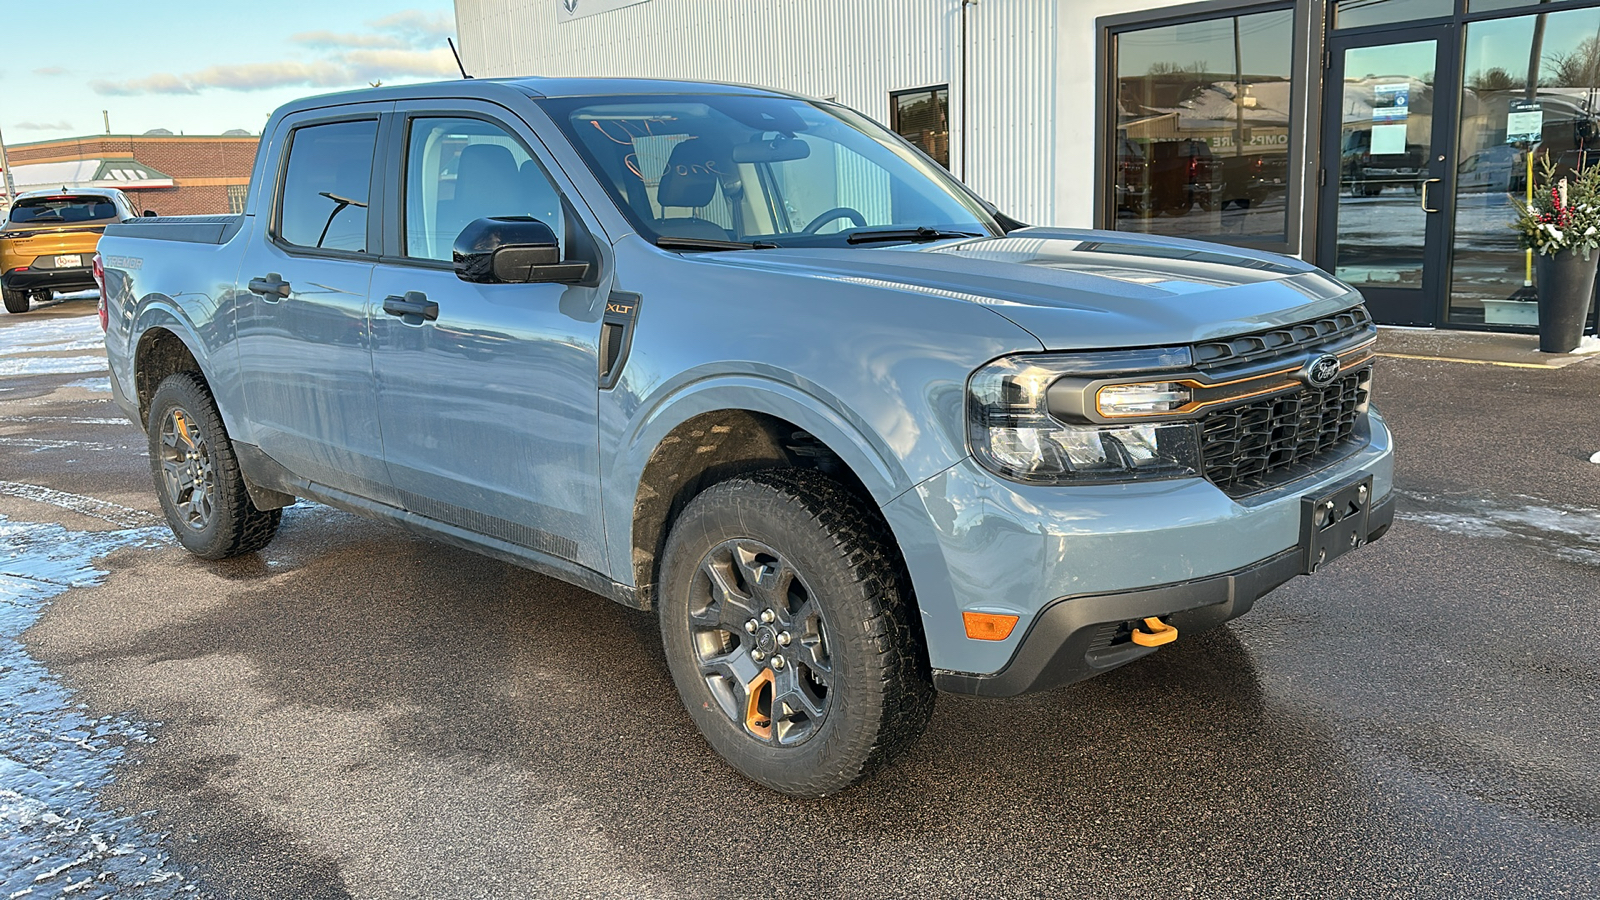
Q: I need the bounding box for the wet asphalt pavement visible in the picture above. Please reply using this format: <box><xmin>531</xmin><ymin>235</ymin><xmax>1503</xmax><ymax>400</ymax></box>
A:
<box><xmin>1</xmin><ymin>297</ymin><xmax>1597</xmax><ymax>898</ymax></box>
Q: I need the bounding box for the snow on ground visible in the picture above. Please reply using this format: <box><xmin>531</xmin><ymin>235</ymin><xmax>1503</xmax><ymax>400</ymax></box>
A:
<box><xmin>0</xmin><ymin>314</ymin><xmax>108</xmax><ymax>378</ymax></box>
<box><xmin>0</xmin><ymin>515</ymin><xmax>191</xmax><ymax>896</ymax></box>
<box><xmin>1570</xmin><ymin>335</ymin><xmax>1600</xmax><ymax>355</ymax></box>
<box><xmin>0</xmin><ymin>316</ymin><xmax>104</xmax><ymax>356</ymax></box>
<box><xmin>1398</xmin><ymin>490</ymin><xmax>1600</xmax><ymax>567</ymax></box>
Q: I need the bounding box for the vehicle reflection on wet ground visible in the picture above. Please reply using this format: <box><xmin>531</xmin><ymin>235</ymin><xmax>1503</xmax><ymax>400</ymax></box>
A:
<box><xmin>2</xmin><ymin>300</ymin><xmax>1597</xmax><ymax>897</ymax></box>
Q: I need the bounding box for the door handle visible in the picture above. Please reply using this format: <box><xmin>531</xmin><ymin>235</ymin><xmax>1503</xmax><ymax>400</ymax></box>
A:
<box><xmin>382</xmin><ymin>291</ymin><xmax>439</xmax><ymax>321</ymax></box>
<box><xmin>1420</xmin><ymin>178</ymin><xmax>1442</xmax><ymax>213</ymax></box>
<box><xmin>247</xmin><ymin>273</ymin><xmax>291</xmax><ymax>300</ymax></box>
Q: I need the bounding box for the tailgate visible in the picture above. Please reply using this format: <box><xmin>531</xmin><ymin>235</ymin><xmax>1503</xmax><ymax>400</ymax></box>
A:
<box><xmin>2</xmin><ymin>226</ymin><xmax>106</xmax><ymax>268</ymax></box>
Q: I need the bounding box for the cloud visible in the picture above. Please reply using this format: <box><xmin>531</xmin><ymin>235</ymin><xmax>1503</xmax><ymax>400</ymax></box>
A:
<box><xmin>33</xmin><ymin>66</ymin><xmax>69</xmax><ymax>77</ymax></box>
<box><xmin>91</xmin><ymin>8</ymin><xmax>457</xmax><ymax>96</ymax></box>
<box><xmin>369</xmin><ymin>10</ymin><xmax>454</xmax><ymax>41</ymax></box>
<box><xmin>15</xmin><ymin>120</ymin><xmax>74</xmax><ymax>131</ymax></box>
<box><xmin>291</xmin><ymin>30</ymin><xmax>408</xmax><ymax>50</ymax></box>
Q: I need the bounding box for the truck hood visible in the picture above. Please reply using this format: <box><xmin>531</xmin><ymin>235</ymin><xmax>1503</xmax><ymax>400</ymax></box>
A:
<box><xmin>691</xmin><ymin>227</ymin><xmax>1360</xmax><ymax>350</ymax></box>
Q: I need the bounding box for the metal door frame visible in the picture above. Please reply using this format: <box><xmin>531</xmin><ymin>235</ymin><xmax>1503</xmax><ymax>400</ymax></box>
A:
<box><xmin>1316</xmin><ymin>23</ymin><xmax>1461</xmax><ymax>327</ymax></box>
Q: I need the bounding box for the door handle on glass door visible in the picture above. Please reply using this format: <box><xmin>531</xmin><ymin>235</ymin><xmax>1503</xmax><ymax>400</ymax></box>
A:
<box><xmin>1420</xmin><ymin>179</ymin><xmax>1442</xmax><ymax>213</ymax></box>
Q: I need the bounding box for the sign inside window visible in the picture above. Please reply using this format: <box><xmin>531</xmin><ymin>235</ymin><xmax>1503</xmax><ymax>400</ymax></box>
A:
<box><xmin>1506</xmin><ymin>99</ymin><xmax>1542</xmax><ymax>144</ymax></box>
<box><xmin>1372</xmin><ymin>84</ymin><xmax>1409</xmax><ymax>122</ymax></box>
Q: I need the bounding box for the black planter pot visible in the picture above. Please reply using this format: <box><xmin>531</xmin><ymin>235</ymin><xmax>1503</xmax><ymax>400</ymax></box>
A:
<box><xmin>1533</xmin><ymin>250</ymin><xmax>1599</xmax><ymax>353</ymax></box>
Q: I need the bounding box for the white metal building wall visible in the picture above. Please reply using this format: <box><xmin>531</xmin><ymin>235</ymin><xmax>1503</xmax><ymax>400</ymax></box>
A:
<box><xmin>453</xmin><ymin>0</ymin><xmax>1206</xmax><ymax>227</ymax></box>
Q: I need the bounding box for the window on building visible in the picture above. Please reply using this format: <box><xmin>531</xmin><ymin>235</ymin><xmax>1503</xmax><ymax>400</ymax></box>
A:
<box><xmin>1449</xmin><ymin>5</ymin><xmax>1600</xmax><ymax>327</ymax></box>
<box><xmin>402</xmin><ymin>117</ymin><xmax>563</xmax><ymax>261</ymax></box>
<box><xmin>226</xmin><ymin>184</ymin><xmax>248</xmax><ymax>215</ymax></box>
<box><xmin>891</xmin><ymin>86</ymin><xmax>950</xmax><ymax>169</ymax></box>
<box><xmin>1333</xmin><ymin>0</ymin><xmax>1452</xmax><ymax>29</ymax></box>
<box><xmin>275</xmin><ymin>119</ymin><xmax>377</xmax><ymax>253</ymax></box>
<box><xmin>1106</xmin><ymin>7</ymin><xmax>1297</xmax><ymax>246</ymax></box>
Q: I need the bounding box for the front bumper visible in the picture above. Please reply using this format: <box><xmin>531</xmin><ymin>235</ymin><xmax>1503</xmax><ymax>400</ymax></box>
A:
<box><xmin>933</xmin><ymin>492</ymin><xmax>1394</xmax><ymax>697</ymax></box>
<box><xmin>3</xmin><ymin>266</ymin><xmax>96</xmax><ymax>294</ymax></box>
<box><xmin>883</xmin><ymin>407</ymin><xmax>1395</xmax><ymax>691</ymax></box>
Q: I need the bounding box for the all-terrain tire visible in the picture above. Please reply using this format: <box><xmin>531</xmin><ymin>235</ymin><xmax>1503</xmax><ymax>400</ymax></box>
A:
<box><xmin>147</xmin><ymin>372</ymin><xmax>281</xmax><ymax>559</ymax></box>
<box><xmin>659</xmin><ymin>468</ymin><xmax>935</xmax><ymax>797</ymax></box>
<box><xmin>2</xmin><ymin>286</ymin><xmax>28</xmax><ymax>314</ymax></box>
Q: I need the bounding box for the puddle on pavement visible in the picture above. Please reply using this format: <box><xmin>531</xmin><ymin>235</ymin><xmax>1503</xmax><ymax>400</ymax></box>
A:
<box><xmin>1397</xmin><ymin>490</ymin><xmax>1600</xmax><ymax>567</ymax></box>
<box><xmin>0</xmin><ymin>514</ymin><xmax>195</xmax><ymax>896</ymax></box>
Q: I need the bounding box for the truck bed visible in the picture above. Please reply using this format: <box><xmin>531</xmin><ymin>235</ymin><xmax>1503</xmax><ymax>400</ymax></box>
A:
<box><xmin>104</xmin><ymin>215</ymin><xmax>244</xmax><ymax>245</ymax></box>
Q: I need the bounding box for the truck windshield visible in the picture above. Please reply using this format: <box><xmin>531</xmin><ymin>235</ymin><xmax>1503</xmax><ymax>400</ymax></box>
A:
<box><xmin>9</xmin><ymin>196</ymin><xmax>120</xmax><ymax>225</ymax></box>
<box><xmin>538</xmin><ymin>93</ymin><xmax>998</xmax><ymax>248</ymax></box>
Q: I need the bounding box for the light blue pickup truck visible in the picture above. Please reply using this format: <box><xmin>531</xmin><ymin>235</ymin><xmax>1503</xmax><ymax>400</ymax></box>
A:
<box><xmin>98</xmin><ymin>77</ymin><xmax>1393</xmax><ymax>797</ymax></box>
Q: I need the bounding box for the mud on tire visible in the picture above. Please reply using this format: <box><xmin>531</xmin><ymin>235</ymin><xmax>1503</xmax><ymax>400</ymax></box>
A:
<box><xmin>658</xmin><ymin>468</ymin><xmax>935</xmax><ymax>797</ymax></box>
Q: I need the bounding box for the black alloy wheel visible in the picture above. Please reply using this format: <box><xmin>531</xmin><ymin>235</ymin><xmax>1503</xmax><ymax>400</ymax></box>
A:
<box><xmin>158</xmin><ymin>403</ymin><xmax>217</xmax><ymax>532</ymax></box>
<box><xmin>689</xmin><ymin>538</ymin><xmax>833</xmax><ymax>746</ymax></box>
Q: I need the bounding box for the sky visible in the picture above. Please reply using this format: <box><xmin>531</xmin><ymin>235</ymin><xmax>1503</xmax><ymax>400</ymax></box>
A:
<box><xmin>0</xmin><ymin>0</ymin><xmax>459</xmax><ymax>146</ymax></box>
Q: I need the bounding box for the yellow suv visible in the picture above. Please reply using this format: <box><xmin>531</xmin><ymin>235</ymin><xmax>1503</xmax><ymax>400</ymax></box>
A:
<box><xmin>2</xmin><ymin>187</ymin><xmax>141</xmax><ymax>314</ymax></box>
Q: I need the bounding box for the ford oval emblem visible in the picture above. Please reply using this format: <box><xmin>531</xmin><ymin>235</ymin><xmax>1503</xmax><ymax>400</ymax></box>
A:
<box><xmin>1301</xmin><ymin>354</ymin><xmax>1341</xmax><ymax>388</ymax></box>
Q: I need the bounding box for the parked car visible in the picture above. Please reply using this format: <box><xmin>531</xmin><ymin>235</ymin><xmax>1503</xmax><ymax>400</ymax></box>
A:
<box><xmin>1114</xmin><ymin>137</ymin><xmax>1151</xmax><ymax>216</ymax></box>
<box><xmin>98</xmin><ymin>78</ymin><xmax>1394</xmax><ymax>797</ymax></box>
<box><xmin>2</xmin><ymin>187</ymin><xmax>141</xmax><ymax>314</ymax></box>
<box><xmin>1147</xmin><ymin>138</ymin><xmax>1220</xmax><ymax>214</ymax></box>
<box><xmin>1339</xmin><ymin>129</ymin><xmax>1425</xmax><ymax>196</ymax></box>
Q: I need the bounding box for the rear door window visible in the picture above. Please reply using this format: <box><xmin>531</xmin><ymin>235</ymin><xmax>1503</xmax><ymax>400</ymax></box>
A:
<box><xmin>8</xmin><ymin>196</ymin><xmax>120</xmax><ymax>225</ymax></box>
<box><xmin>276</xmin><ymin>119</ymin><xmax>378</xmax><ymax>253</ymax></box>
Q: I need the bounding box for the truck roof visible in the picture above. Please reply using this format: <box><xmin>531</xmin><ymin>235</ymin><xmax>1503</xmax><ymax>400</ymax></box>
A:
<box><xmin>278</xmin><ymin>76</ymin><xmax>809</xmax><ymax>116</ymax></box>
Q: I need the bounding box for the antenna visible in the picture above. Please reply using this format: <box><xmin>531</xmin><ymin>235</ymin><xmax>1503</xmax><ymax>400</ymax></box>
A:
<box><xmin>448</xmin><ymin>38</ymin><xmax>472</xmax><ymax>80</ymax></box>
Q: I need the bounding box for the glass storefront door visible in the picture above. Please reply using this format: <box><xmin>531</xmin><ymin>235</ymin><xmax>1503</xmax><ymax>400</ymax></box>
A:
<box><xmin>1318</xmin><ymin>29</ymin><xmax>1460</xmax><ymax>326</ymax></box>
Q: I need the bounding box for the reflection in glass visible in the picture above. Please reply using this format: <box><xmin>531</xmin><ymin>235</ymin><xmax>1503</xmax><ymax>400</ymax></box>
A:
<box><xmin>1110</xmin><ymin>9</ymin><xmax>1295</xmax><ymax>244</ymax></box>
<box><xmin>1331</xmin><ymin>41</ymin><xmax>1437</xmax><ymax>289</ymax></box>
<box><xmin>1334</xmin><ymin>0</ymin><xmax>1453</xmax><ymax>30</ymax></box>
<box><xmin>891</xmin><ymin>87</ymin><xmax>950</xmax><ymax>169</ymax></box>
<box><xmin>1451</xmin><ymin>8</ymin><xmax>1600</xmax><ymax>327</ymax></box>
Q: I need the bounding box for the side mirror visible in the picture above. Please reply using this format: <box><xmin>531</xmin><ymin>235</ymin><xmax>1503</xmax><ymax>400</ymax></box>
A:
<box><xmin>453</xmin><ymin>216</ymin><xmax>589</xmax><ymax>285</ymax></box>
<box><xmin>142</xmin><ymin>209</ymin><xmax>159</xmax><ymax>217</ymax></box>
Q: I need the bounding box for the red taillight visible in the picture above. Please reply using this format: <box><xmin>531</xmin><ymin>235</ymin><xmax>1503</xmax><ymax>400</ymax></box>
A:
<box><xmin>93</xmin><ymin>252</ymin><xmax>108</xmax><ymax>332</ymax></box>
<box><xmin>1188</xmin><ymin>157</ymin><xmax>1199</xmax><ymax>177</ymax></box>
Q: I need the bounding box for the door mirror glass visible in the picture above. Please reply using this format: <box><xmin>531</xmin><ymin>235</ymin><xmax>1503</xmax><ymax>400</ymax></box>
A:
<box><xmin>453</xmin><ymin>216</ymin><xmax>588</xmax><ymax>284</ymax></box>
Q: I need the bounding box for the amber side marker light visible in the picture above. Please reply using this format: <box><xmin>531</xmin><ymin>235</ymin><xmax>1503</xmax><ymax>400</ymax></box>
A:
<box><xmin>962</xmin><ymin>611</ymin><xmax>1020</xmax><ymax>641</ymax></box>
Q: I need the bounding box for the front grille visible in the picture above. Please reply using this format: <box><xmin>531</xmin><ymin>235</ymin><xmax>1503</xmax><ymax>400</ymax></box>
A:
<box><xmin>1192</xmin><ymin>307</ymin><xmax>1373</xmax><ymax>370</ymax></box>
<box><xmin>1199</xmin><ymin>368</ymin><xmax>1370</xmax><ymax>496</ymax></box>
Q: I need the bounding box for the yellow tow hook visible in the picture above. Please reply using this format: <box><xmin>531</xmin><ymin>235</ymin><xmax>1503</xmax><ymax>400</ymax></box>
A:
<box><xmin>1130</xmin><ymin>616</ymin><xmax>1177</xmax><ymax>648</ymax></box>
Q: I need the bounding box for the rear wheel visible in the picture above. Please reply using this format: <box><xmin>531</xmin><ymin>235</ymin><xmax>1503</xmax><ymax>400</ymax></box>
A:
<box><xmin>2</xmin><ymin>287</ymin><xmax>28</xmax><ymax>314</ymax></box>
<box><xmin>147</xmin><ymin>372</ymin><xmax>281</xmax><ymax>559</ymax></box>
<box><xmin>659</xmin><ymin>469</ymin><xmax>934</xmax><ymax>797</ymax></box>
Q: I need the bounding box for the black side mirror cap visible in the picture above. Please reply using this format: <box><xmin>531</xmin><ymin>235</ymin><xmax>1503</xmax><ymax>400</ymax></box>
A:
<box><xmin>142</xmin><ymin>209</ymin><xmax>159</xmax><ymax>217</ymax></box>
<box><xmin>453</xmin><ymin>216</ymin><xmax>589</xmax><ymax>285</ymax></box>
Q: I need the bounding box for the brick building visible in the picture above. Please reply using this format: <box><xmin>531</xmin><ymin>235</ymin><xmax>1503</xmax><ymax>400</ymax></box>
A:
<box><xmin>4</xmin><ymin>133</ymin><xmax>258</xmax><ymax>216</ymax></box>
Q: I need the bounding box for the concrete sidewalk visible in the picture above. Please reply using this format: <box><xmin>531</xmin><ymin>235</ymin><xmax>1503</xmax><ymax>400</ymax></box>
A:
<box><xmin>1376</xmin><ymin>326</ymin><xmax>1600</xmax><ymax>369</ymax></box>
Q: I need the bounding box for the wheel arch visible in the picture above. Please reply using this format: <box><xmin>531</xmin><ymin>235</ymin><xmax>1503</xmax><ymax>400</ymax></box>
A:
<box><xmin>618</xmin><ymin>382</ymin><xmax>926</xmax><ymax>615</ymax></box>
<box><xmin>132</xmin><ymin>323</ymin><xmax>206</xmax><ymax>429</ymax></box>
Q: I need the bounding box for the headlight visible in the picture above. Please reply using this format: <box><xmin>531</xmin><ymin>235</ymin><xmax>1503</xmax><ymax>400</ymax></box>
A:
<box><xmin>966</xmin><ymin>352</ymin><xmax>1202</xmax><ymax>485</ymax></box>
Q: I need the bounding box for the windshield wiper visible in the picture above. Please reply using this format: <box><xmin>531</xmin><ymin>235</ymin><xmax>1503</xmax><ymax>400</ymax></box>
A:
<box><xmin>846</xmin><ymin>226</ymin><xmax>983</xmax><ymax>245</ymax></box>
<box><xmin>654</xmin><ymin>236</ymin><xmax>779</xmax><ymax>252</ymax></box>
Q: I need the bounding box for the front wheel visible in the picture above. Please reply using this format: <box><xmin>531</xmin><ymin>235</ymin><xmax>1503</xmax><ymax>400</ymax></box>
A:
<box><xmin>2</xmin><ymin>286</ymin><xmax>28</xmax><ymax>314</ymax></box>
<box><xmin>147</xmin><ymin>372</ymin><xmax>281</xmax><ymax>559</ymax></box>
<box><xmin>659</xmin><ymin>469</ymin><xmax>935</xmax><ymax>797</ymax></box>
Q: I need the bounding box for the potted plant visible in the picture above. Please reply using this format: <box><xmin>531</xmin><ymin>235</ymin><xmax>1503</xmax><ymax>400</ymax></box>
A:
<box><xmin>1512</xmin><ymin>156</ymin><xmax>1600</xmax><ymax>352</ymax></box>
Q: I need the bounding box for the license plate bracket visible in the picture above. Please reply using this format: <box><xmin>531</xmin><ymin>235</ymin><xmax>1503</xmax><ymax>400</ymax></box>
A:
<box><xmin>55</xmin><ymin>254</ymin><xmax>82</xmax><ymax>268</ymax></box>
<box><xmin>1300</xmin><ymin>475</ymin><xmax>1373</xmax><ymax>574</ymax></box>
